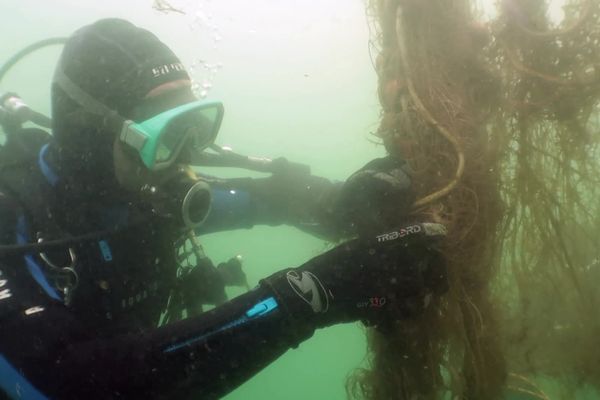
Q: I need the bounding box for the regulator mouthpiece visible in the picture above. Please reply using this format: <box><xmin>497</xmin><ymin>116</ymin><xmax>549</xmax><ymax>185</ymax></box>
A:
<box><xmin>141</xmin><ymin>174</ymin><xmax>212</xmax><ymax>229</ymax></box>
<box><xmin>180</xmin><ymin>178</ymin><xmax>212</xmax><ymax>228</ymax></box>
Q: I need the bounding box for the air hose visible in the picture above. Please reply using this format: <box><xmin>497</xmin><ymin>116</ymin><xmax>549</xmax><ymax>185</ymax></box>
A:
<box><xmin>0</xmin><ymin>37</ymin><xmax>67</xmax><ymax>85</ymax></box>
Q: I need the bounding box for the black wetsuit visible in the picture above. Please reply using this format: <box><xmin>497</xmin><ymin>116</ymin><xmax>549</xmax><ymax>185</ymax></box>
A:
<box><xmin>0</xmin><ymin>130</ymin><xmax>346</xmax><ymax>400</ymax></box>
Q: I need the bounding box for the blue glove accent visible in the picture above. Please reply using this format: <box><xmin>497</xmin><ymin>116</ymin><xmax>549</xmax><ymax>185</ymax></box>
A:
<box><xmin>163</xmin><ymin>296</ymin><xmax>279</xmax><ymax>354</ymax></box>
<box><xmin>0</xmin><ymin>355</ymin><xmax>49</xmax><ymax>400</ymax></box>
<box><xmin>196</xmin><ymin>187</ymin><xmax>255</xmax><ymax>234</ymax></box>
<box><xmin>16</xmin><ymin>216</ymin><xmax>61</xmax><ymax>301</ymax></box>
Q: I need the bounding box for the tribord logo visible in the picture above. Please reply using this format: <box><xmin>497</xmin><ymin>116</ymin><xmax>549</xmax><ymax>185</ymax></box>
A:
<box><xmin>376</xmin><ymin>224</ymin><xmax>422</xmax><ymax>243</ymax></box>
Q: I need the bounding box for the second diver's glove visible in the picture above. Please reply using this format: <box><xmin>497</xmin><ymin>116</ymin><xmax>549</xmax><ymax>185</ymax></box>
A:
<box><xmin>261</xmin><ymin>222</ymin><xmax>448</xmax><ymax>331</ymax></box>
<box><xmin>335</xmin><ymin>156</ymin><xmax>415</xmax><ymax>234</ymax></box>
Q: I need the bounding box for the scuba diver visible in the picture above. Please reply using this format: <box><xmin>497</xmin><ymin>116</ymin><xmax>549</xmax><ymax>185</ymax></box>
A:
<box><xmin>0</xmin><ymin>19</ymin><xmax>447</xmax><ymax>399</ymax></box>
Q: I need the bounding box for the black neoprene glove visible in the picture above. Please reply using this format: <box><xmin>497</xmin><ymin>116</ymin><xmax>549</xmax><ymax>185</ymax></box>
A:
<box><xmin>261</xmin><ymin>222</ymin><xmax>448</xmax><ymax>330</ymax></box>
<box><xmin>335</xmin><ymin>156</ymin><xmax>415</xmax><ymax>234</ymax></box>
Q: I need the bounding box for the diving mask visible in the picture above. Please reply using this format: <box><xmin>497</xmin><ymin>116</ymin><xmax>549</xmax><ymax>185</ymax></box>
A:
<box><xmin>120</xmin><ymin>100</ymin><xmax>224</xmax><ymax>171</ymax></box>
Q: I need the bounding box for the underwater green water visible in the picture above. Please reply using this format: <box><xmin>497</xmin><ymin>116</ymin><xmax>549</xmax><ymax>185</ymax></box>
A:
<box><xmin>1</xmin><ymin>1</ymin><xmax>597</xmax><ymax>399</ymax></box>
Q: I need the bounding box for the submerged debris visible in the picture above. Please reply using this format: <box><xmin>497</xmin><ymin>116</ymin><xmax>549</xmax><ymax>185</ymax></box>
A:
<box><xmin>152</xmin><ymin>0</ymin><xmax>186</xmax><ymax>15</ymax></box>
<box><xmin>349</xmin><ymin>1</ymin><xmax>600</xmax><ymax>399</ymax></box>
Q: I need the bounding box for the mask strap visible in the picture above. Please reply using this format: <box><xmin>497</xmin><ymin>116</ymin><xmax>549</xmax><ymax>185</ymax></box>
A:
<box><xmin>53</xmin><ymin>68</ymin><xmax>125</xmax><ymax>134</ymax></box>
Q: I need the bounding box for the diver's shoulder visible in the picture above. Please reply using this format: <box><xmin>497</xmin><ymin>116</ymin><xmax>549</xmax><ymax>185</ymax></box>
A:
<box><xmin>0</xmin><ymin>128</ymin><xmax>52</xmax><ymax>207</ymax></box>
<box><xmin>0</xmin><ymin>128</ymin><xmax>51</xmax><ymax>167</ymax></box>
<box><xmin>0</xmin><ymin>190</ymin><xmax>22</xmax><ymax>237</ymax></box>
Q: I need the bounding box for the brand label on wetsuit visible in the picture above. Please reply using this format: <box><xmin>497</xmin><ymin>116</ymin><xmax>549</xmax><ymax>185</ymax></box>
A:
<box><xmin>357</xmin><ymin>297</ymin><xmax>387</xmax><ymax>309</ymax></box>
<box><xmin>376</xmin><ymin>224</ymin><xmax>422</xmax><ymax>243</ymax></box>
<box><xmin>119</xmin><ymin>281</ymin><xmax>159</xmax><ymax>309</ymax></box>
<box><xmin>0</xmin><ymin>269</ymin><xmax>11</xmax><ymax>301</ymax></box>
<box><xmin>151</xmin><ymin>62</ymin><xmax>186</xmax><ymax>78</ymax></box>
<box><xmin>286</xmin><ymin>271</ymin><xmax>329</xmax><ymax>313</ymax></box>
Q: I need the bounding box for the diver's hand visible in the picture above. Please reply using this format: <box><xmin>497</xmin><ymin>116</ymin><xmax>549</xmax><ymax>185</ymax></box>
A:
<box><xmin>261</xmin><ymin>223</ymin><xmax>448</xmax><ymax>329</ymax></box>
<box><xmin>217</xmin><ymin>255</ymin><xmax>249</xmax><ymax>288</ymax></box>
<box><xmin>336</xmin><ymin>156</ymin><xmax>414</xmax><ymax>233</ymax></box>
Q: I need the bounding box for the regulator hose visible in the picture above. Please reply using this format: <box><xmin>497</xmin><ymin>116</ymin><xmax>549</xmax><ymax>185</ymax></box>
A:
<box><xmin>0</xmin><ymin>37</ymin><xmax>67</xmax><ymax>85</ymax></box>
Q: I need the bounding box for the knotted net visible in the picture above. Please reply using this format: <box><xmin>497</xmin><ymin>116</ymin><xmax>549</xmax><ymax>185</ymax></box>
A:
<box><xmin>349</xmin><ymin>1</ymin><xmax>600</xmax><ymax>399</ymax></box>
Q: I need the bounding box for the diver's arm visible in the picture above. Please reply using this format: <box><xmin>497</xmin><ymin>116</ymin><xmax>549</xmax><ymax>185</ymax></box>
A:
<box><xmin>0</xmin><ymin>222</ymin><xmax>446</xmax><ymax>400</ymax></box>
<box><xmin>0</xmin><ymin>283</ymin><xmax>308</xmax><ymax>400</ymax></box>
<box><xmin>198</xmin><ymin>173</ymin><xmax>348</xmax><ymax>240</ymax></box>
<box><xmin>197</xmin><ymin>155</ymin><xmax>414</xmax><ymax>240</ymax></box>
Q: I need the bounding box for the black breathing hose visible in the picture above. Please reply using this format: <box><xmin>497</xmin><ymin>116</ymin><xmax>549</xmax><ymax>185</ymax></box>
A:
<box><xmin>0</xmin><ymin>37</ymin><xmax>67</xmax><ymax>85</ymax></box>
<box><xmin>0</xmin><ymin>38</ymin><xmax>67</xmax><ymax>131</ymax></box>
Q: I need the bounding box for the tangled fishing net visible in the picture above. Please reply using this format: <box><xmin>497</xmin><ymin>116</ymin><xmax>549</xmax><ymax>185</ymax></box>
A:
<box><xmin>348</xmin><ymin>0</ymin><xmax>600</xmax><ymax>399</ymax></box>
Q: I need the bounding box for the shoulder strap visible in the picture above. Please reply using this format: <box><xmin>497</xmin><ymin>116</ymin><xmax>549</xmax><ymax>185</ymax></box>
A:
<box><xmin>0</xmin><ymin>128</ymin><xmax>65</xmax><ymax>302</ymax></box>
<box><xmin>0</xmin><ymin>128</ymin><xmax>55</xmax><ymax>229</ymax></box>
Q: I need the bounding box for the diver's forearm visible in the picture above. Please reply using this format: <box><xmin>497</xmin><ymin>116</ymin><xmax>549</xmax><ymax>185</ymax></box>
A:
<box><xmin>198</xmin><ymin>175</ymin><xmax>349</xmax><ymax>240</ymax></box>
<box><xmin>143</xmin><ymin>284</ymin><xmax>314</xmax><ymax>399</ymax></box>
<box><xmin>0</xmin><ymin>284</ymin><xmax>312</xmax><ymax>400</ymax></box>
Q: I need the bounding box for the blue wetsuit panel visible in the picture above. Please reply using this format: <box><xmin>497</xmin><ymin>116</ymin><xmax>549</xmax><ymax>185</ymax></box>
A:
<box><xmin>0</xmin><ymin>355</ymin><xmax>49</xmax><ymax>400</ymax></box>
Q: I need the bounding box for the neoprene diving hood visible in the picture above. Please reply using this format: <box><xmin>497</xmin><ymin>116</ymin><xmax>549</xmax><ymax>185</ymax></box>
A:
<box><xmin>50</xmin><ymin>18</ymin><xmax>191</xmax><ymax>180</ymax></box>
